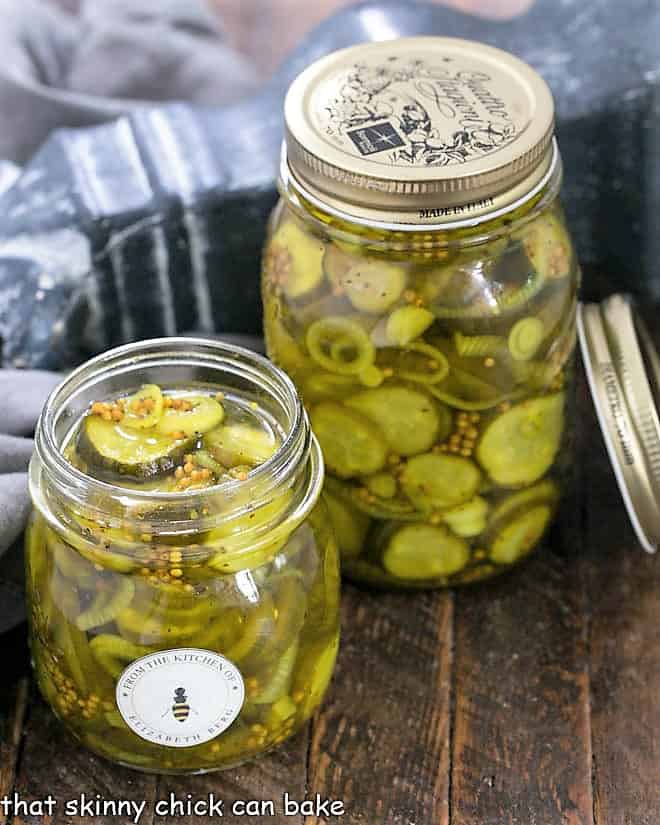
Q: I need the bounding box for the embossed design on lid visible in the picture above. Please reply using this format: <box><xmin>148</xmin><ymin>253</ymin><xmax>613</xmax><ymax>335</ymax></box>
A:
<box><xmin>284</xmin><ymin>37</ymin><xmax>556</xmax><ymax>226</ymax></box>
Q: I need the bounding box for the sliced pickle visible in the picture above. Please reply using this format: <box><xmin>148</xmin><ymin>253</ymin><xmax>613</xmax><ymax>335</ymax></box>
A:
<box><xmin>204</xmin><ymin>423</ymin><xmax>279</xmax><ymax>468</ymax></box>
<box><xmin>121</xmin><ymin>384</ymin><xmax>164</xmax><ymax>429</ymax></box>
<box><xmin>385</xmin><ymin>306</ymin><xmax>435</xmax><ymax>346</ymax></box>
<box><xmin>76</xmin><ymin>579</ymin><xmax>135</xmax><ymax>631</ymax></box>
<box><xmin>323</xmin><ymin>489</ymin><xmax>370</xmax><ymax>558</ymax></box>
<box><xmin>310</xmin><ymin>402</ymin><xmax>388</xmax><ymax>478</ymax></box>
<box><xmin>345</xmin><ymin>385</ymin><xmax>445</xmax><ymax>457</ymax></box>
<box><xmin>490</xmin><ymin>479</ymin><xmax>559</xmax><ymax>523</ymax></box>
<box><xmin>364</xmin><ymin>472</ymin><xmax>398</xmax><ymax>499</ymax></box>
<box><xmin>225</xmin><ymin>596</ymin><xmax>277</xmax><ymax>666</ymax></box>
<box><xmin>292</xmin><ymin>634</ymin><xmax>339</xmax><ymax>719</ymax></box>
<box><xmin>327</xmin><ymin>477</ymin><xmax>419</xmax><ymax>521</ymax></box>
<box><xmin>476</xmin><ymin>393</ymin><xmax>564</xmax><ymax>486</ymax></box>
<box><xmin>400</xmin><ymin>453</ymin><xmax>481</xmax><ymax>511</ymax></box>
<box><xmin>383</xmin><ymin>523</ymin><xmax>469</xmax><ymax>579</ymax></box>
<box><xmin>77</xmin><ymin>416</ymin><xmax>193</xmax><ymax>480</ymax></box>
<box><xmin>301</xmin><ymin>371</ymin><xmax>360</xmax><ymax>402</ymax></box>
<box><xmin>442</xmin><ymin>496</ymin><xmax>490</xmax><ymax>537</ymax></box>
<box><xmin>157</xmin><ymin>395</ymin><xmax>224</xmax><ymax>437</ymax></box>
<box><xmin>518</xmin><ymin>212</ymin><xmax>572</xmax><ymax>280</ymax></box>
<box><xmin>116</xmin><ymin>606</ymin><xmax>202</xmax><ymax>646</ymax></box>
<box><xmin>264</xmin><ymin>312</ymin><xmax>309</xmax><ymax>373</ymax></box>
<box><xmin>341</xmin><ymin>259</ymin><xmax>407</xmax><ymax>313</ymax></box>
<box><xmin>269</xmin><ymin>220</ymin><xmax>325</xmax><ymax>298</ymax></box>
<box><xmin>252</xmin><ymin>641</ymin><xmax>299</xmax><ymax>705</ymax></box>
<box><xmin>206</xmin><ymin>493</ymin><xmax>294</xmax><ymax>572</ymax></box>
<box><xmin>428</xmin><ymin>364</ymin><xmax>524</xmax><ymax>411</ymax></box>
<box><xmin>489</xmin><ymin>504</ymin><xmax>552</xmax><ymax>564</ymax></box>
<box><xmin>323</xmin><ymin>242</ymin><xmax>353</xmax><ymax>286</ymax></box>
<box><xmin>89</xmin><ymin>634</ymin><xmax>153</xmax><ymax>679</ymax></box>
<box><xmin>358</xmin><ymin>364</ymin><xmax>386</xmax><ymax>388</ymax></box>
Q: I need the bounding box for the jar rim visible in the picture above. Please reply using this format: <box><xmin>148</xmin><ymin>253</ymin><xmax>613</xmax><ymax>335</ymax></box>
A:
<box><xmin>280</xmin><ymin>139</ymin><xmax>562</xmax><ymax>237</ymax></box>
<box><xmin>30</xmin><ymin>338</ymin><xmax>324</xmax><ymax>545</ymax></box>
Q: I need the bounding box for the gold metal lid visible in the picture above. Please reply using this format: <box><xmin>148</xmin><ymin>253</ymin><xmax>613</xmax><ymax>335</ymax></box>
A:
<box><xmin>283</xmin><ymin>36</ymin><xmax>556</xmax><ymax>227</ymax></box>
<box><xmin>578</xmin><ymin>295</ymin><xmax>660</xmax><ymax>554</ymax></box>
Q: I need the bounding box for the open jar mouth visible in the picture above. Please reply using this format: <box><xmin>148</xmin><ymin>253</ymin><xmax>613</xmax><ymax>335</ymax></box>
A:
<box><xmin>30</xmin><ymin>338</ymin><xmax>324</xmax><ymax>552</ymax></box>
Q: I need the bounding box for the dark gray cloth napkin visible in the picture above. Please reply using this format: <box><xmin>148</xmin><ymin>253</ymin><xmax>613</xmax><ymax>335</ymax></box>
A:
<box><xmin>0</xmin><ymin>369</ymin><xmax>62</xmax><ymax>633</ymax></box>
<box><xmin>0</xmin><ymin>0</ymin><xmax>259</xmax><ymax>163</ymax></box>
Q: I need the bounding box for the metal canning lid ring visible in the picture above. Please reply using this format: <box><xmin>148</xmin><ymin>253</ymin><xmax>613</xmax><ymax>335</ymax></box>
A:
<box><xmin>284</xmin><ymin>36</ymin><xmax>556</xmax><ymax>227</ymax></box>
<box><xmin>600</xmin><ymin>295</ymin><xmax>660</xmax><ymax>496</ymax></box>
<box><xmin>578</xmin><ymin>297</ymin><xmax>660</xmax><ymax>554</ymax></box>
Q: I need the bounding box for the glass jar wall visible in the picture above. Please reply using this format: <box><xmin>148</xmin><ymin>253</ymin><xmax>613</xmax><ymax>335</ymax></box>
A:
<box><xmin>263</xmin><ymin>151</ymin><xmax>578</xmax><ymax>589</ymax></box>
<box><xmin>26</xmin><ymin>339</ymin><xmax>339</xmax><ymax>773</ymax></box>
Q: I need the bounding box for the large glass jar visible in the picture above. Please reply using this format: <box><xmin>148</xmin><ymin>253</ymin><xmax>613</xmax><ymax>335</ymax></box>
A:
<box><xmin>262</xmin><ymin>37</ymin><xmax>579</xmax><ymax>588</ymax></box>
<box><xmin>26</xmin><ymin>339</ymin><xmax>338</xmax><ymax>773</ymax></box>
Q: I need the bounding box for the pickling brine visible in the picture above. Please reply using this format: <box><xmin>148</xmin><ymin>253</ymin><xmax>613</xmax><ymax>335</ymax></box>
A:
<box><xmin>262</xmin><ymin>37</ymin><xmax>578</xmax><ymax>588</ymax></box>
<box><xmin>26</xmin><ymin>340</ymin><xmax>339</xmax><ymax>772</ymax></box>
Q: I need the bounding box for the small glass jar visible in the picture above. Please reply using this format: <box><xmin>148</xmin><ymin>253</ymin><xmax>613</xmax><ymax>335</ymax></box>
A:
<box><xmin>26</xmin><ymin>339</ymin><xmax>339</xmax><ymax>773</ymax></box>
<box><xmin>262</xmin><ymin>37</ymin><xmax>579</xmax><ymax>588</ymax></box>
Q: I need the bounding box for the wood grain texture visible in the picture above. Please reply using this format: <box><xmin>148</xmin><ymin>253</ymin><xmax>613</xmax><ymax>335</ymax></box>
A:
<box><xmin>584</xmin><ymin>399</ymin><xmax>660</xmax><ymax>825</ymax></box>
<box><xmin>0</xmin><ymin>678</ymin><xmax>29</xmax><ymax>825</ymax></box>
<box><xmin>13</xmin><ymin>697</ymin><xmax>158</xmax><ymax>825</ymax></box>
<box><xmin>154</xmin><ymin>729</ymin><xmax>309</xmax><ymax>825</ymax></box>
<box><xmin>306</xmin><ymin>585</ymin><xmax>454</xmax><ymax>825</ymax></box>
<box><xmin>3</xmin><ymin>385</ymin><xmax>660</xmax><ymax>823</ymax></box>
<box><xmin>450</xmin><ymin>514</ymin><xmax>594</xmax><ymax>825</ymax></box>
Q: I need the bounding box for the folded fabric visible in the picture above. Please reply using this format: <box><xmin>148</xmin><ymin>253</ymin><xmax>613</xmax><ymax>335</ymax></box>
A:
<box><xmin>0</xmin><ymin>370</ymin><xmax>62</xmax><ymax>556</ymax></box>
<box><xmin>0</xmin><ymin>369</ymin><xmax>62</xmax><ymax>633</ymax></box>
<box><xmin>0</xmin><ymin>0</ymin><xmax>260</xmax><ymax>163</ymax></box>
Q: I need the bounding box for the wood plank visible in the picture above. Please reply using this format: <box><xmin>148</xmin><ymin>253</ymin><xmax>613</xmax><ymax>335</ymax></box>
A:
<box><xmin>584</xmin><ymin>405</ymin><xmax>660</xmax><ymax>825</ymax></box>
<box><xmin>306</xmin><ymin>585</ymin><xmax>454</xmax><ymax>825</ymax></box>
<box><xmin>154</xmin><ymin>728</ymin><xmax>309</xmax><ymax>825</ymax></box>
<box><xmin>12</xmin><ymin>695</ymin><xmax>158</xmax><ymax>825</ymax></box>
<box><xmin>450</xmin><ymin>501</ymin><xmax>594</xmax><ymax>823</ymax></box>
<box><xmin>0</xmin><ymin>678</ymin><xmax>29</xmax><ymax>825</ymax></box>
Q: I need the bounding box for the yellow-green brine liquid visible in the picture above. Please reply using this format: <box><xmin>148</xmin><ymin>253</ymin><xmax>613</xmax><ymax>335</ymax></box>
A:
<box><xmin>27</xmin><ymin>340</ymin><xmax>339</xmax><ymax>772</ymax></box>
<box><xmin>262</xmin><ymin>37</ymin><xmax>578</xmax><ymax>588</ymax></box>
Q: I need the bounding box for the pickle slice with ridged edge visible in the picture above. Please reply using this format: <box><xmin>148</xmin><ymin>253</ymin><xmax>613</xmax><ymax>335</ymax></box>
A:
<box><xmin>400</xmin><ymin>453</ymin><xmax>481</xmax><ymax>511</ymax></box>
<box><xmin>204</xmin><ymin>423</ymin><xmax>278</xmax><ymax>468</ymax></box>
<box><xmin>270</xmin><ymin>220</ymin><xmax>325</xmax><ymax>298</ymax></box>
<box><xmin>121</xmin><ymin>384</ymin><xmax>164</xmax><ymax>429</ymax></box>
<box><xmin>489</xmin><ymin>504</ymin><xmax>552</xmax><ymax>564</ymax></box>
<box><xmin>442</xmin><ymin>495</ymin><xmax>490</xmax><ymax>537</ymax></box>
<box><xmin>341</xmin><ymin>259</ymin><xmax>407</xmax><ymax>314</ymax></box>
<box><xmin>476</xmin><ymin>393</ymin><xmax>564</xmax><ymax>486</ymax></box>
<box><xmin>310</xmin><ymin>402</ymin><xmax>388</xmax><ymax>478</ymax></box>
<box><xmin>518</xmin><ymin>212</ymin><xmax>572</xmax><ymax>280</ymax></box>
<box><xmin>77</xmin><ymin>416</ymin><xmax>193</xmax><ymax>481</ymax></box>
<box><xmin>383</xmin><ymin>523</ymin><xmax>469</xmax><ymax>580</ymax></box>
<box><xmin>345</xmin><ymin>385</ymin><xmax>446</xmax><ymax>457</ymax></box>
<box><xmin>326</xmin><ymin>476</ymin><xmax>419</xmax><ymax>522</ymax></box>
<box><xmin>156</xmin><ymin>395</ymin><xmax>224</xmax><ymax>437</ymax></box>
<box><xmin>490</xmin><ymin>479</ymin><xmax>559</xmax><ymax>524</ymax></box>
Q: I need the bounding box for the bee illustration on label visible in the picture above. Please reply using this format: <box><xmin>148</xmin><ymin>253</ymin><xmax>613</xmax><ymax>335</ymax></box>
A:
<box><xmin>162</xmin><ymin>687</ymin><xmax>196</xmax><ymax>723</ymax></box>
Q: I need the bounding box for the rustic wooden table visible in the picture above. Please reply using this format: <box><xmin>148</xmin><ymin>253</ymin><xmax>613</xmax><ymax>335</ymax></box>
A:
<box><xmin>1</xmin><ymin>380</ymin><xmax>658</xmax><ymax>825</ymax></box>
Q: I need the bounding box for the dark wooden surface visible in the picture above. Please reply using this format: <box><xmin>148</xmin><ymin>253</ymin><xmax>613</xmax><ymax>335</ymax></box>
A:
<box><xmin>1</xmin><ymin>378</ymin><xmax>659</xmax><ymax>825</ymax></box>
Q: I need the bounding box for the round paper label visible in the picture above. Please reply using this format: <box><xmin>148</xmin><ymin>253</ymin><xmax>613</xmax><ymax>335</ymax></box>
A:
<box><xmin>115</xmin><ymin>649</ymin><xmax>245</xmax><ymax>748</ymax></box>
